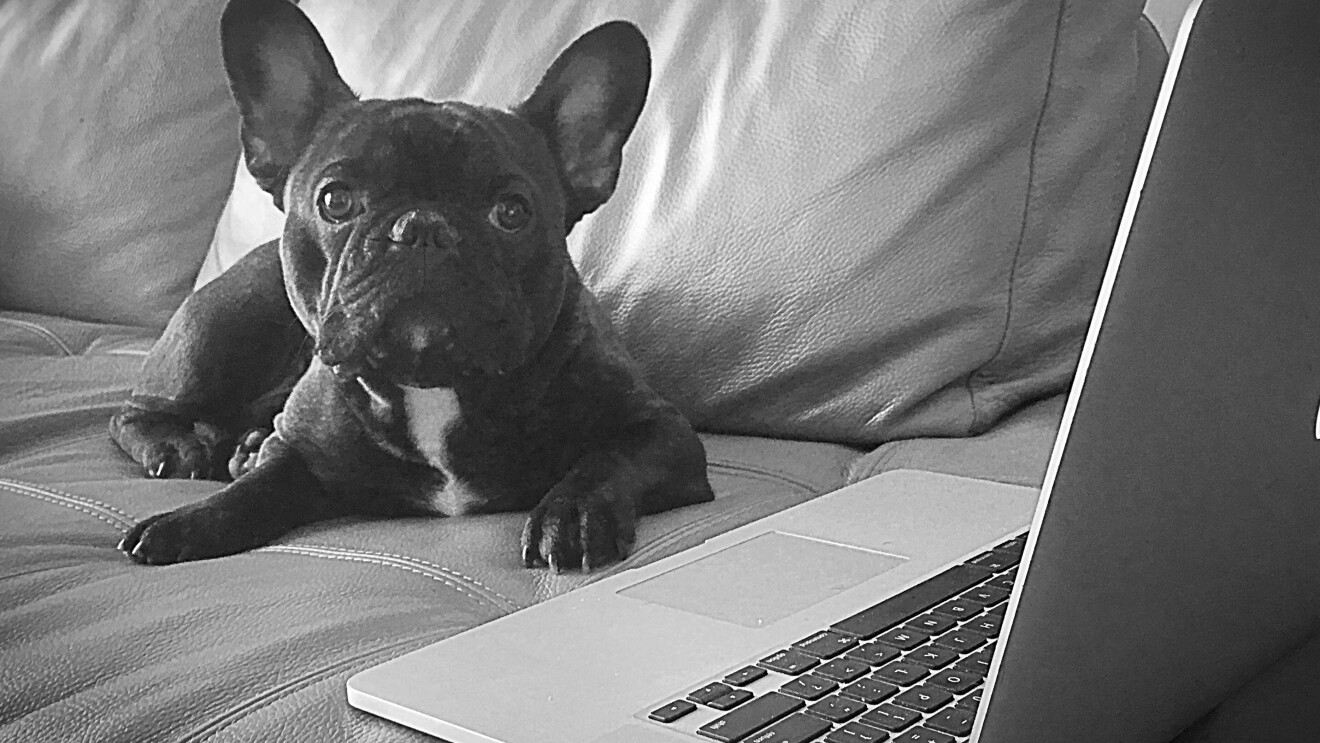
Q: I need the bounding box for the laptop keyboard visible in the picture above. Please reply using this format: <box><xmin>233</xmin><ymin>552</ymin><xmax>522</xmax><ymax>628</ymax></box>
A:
<box><xmin>644</xmin><ymin>533</ymin><xmax>1027</xmax><ymax>743</ymax></box>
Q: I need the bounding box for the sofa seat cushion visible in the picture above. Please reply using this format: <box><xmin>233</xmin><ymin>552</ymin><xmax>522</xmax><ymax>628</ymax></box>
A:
<box><xmin>846</xmin><ymin>394</ymin><xmax>1065</xmax><ymax>489</ymax></box>
<box><xmin>201</xmin><ymin>0</ymin><xmax>1166</xmax><ymax>447</ymax></box>
<box><xmin>0</xmin><ymin>312</ymin><xmax>861</xmax><ymax>742</ymax></box>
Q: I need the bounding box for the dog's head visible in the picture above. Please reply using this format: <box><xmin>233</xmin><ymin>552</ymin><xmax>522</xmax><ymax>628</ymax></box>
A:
<box><xmin>219</xmin><ymin>0</ymin><xmax>649</xmax><ymax>387</ymax></box>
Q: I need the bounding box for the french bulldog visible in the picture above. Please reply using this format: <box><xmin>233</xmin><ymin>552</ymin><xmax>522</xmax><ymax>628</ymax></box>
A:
<box><xmin>110</xmin><ymin>0</ymin><xmax>714</xmax><ymax>571</ymax></box>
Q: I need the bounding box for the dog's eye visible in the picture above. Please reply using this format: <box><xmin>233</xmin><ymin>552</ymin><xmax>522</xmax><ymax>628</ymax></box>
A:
<box><xmin>489</xmin><ymin>194</ymin><xmax>532</xmax><ymax>233</ymax></box>
<box><xmin>318</xmin><ymin>183</ymin><xmax>359</xmax><ymax>223</ymax></box>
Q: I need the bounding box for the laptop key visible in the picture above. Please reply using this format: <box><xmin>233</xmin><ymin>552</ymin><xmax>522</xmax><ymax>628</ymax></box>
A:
<box><xmin>709</xmin><ymin>689</ymin><xmax>756</xmax><ymax>711</ymax></box>
<box><xmin>928</xmin><ymin>668</ymin><xmax>983</xmax><ymax>694</ymax></box>
<box><xmin>859</xmin><ymin>703</ymin><xmax>921</xmax><ymax>732</ymax></box>
<box><xmin>926</xmin><ymin>706</ymin><xmax>976</xmax><ymax>736</ymax></box>
<box><xmin>892</xmin><ymin>727</ymin><xmax>955</xmax><ymax>743</ymax></box>
<box><xmin>904</xmin><ymin>644</ymin><xmax>959</xmax><ymax>669</ymax></box>
<box><xmin>960</xmin><ymin>586</ymin><xmax>1010</xmax><ymax>606</ymax></box>
<box><xmin>760</xmin><ymin>649</ymin><xmax>821</xmax><ymax>676</ymax></box>
<box><xmin>954</xmin><ymin>660</ymin><xmax>992</xmax><ymax>678</ymax></box>
<box><xmin>931</xmin><ymin>629</ymin><xmax>987</xmax><ymax>653</ymax></box>
<box><xmin>839</xmin><ymin>677</ymin><xmax>900</xmax><ymax>704</ymax></box>
<box><xmin>795</xmin><ymin>630</ymin><xmax>860</xmax><ymax>659</ymax></box>
<box><xmin>691</xmin><ymin>682</ymin><xmax>736</xmax><ymax>704</ymax></box>
<box><xmin>929</xmin><ymin>598</ymin><xmax>980</xmax><ymax>620</ymax></box>
<box><xmin>832</xmin><ymin>565</ymin><xmax>992</xmax><ymax>640</ymax></box>
<box><xmin>847</xmin><ymin>642</ymin><xmax>901</xmax><ymax>666</ymax></box>
<box><xmin>825</xmin><ymin>721</ymin><xmax>892</xmax><ymax>743</ymax></box>
<box><xmin>814</xmin><ymin>657</ymin><xmax>871</xmax><ymax>683</ymax></box>
<box><xmin>807</xmin><ymin>694</ymin><xmax>868</xmax><ymax>724</ymax></box>
<box><xmin>994</xmin><ymin>536</ymin><xmax>1026</xmax><ymax>556</ymax></box>
<box><xmin>874</xmin><ymin>660</ymin><xmax>930</xmax><ymax>686</ymax></box>
<box><xmin>987</xmin><ymin>604</ymin><xmax>1007</xmax><ymax>618</ymax></box>
<box><xmin>649</xmin><ymin>699</ymin><xmax>697</xmax><ymax>723</ymax></box>
<box><xmin>967</xmin><ymin>550</ymin><xmax>1019</xmax><ymax>572</ymax></box>
<box><xmin>697</xmin><ymin>692</ymin><xmax>805</xmax><ymax>742</ymax></box>
<box><xmin>955</xmin><ymin>688</ymin><xmax>983</xmax><ymax>710</ymax></box>
<box><xmin>987</xmin><ymin>571</ymin><xmax>1016</xmax><ymax>590</ymax></box>
<box><xmin>744</xmin><ymin>712</ymin><xmax>832</xmax><ymax>743</ymax></box>
<box><xmin>906</xmin><ymin>613</ymin><xmax>956</xmax><ymax>634</ymax></box>
<box><xmin>874</xmin><ymin>628</ymin><xmax>929</xmax><ymax>651</ymax></box>
<box><xmin>727</xmin><ymin>665</ymin><xmax>770</xmax><ymax>687</ymax></box>
<box><xmin>779</xmin><ymin>675</ymin><xmax>839</xmax><ymax>701</ymax></box>
<box><xmin>892</xmin><ymin>685</ymin><xmax>954</xmax><ymax>713</ymax></box>
<box><xmin>965</xmin><ymin>613</ymin><xmax>1003</xmax><ymax>637</ymax></box>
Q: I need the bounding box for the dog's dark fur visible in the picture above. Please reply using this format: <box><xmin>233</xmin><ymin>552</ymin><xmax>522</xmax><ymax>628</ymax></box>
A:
<box><xmin>110</xmin><ymin>0</ymin><xmax>713</xmax><ymax>571</ymax></box>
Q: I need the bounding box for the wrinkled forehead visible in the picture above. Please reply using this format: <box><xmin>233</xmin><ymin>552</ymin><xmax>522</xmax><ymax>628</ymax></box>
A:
<box><xmin>299</xmin><ymin>99</ymin><xmax>551</xmax><ymax>199</ymax></box>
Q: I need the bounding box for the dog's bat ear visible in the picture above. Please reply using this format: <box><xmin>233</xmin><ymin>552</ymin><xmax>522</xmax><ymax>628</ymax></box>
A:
<box><xmin>220</xmin><ymin>0</ymin><xmax>355</xmax><ymax>210</ymax></box>
<box><xmin>517</xmin><ymin>21</ymin><xmax>651</xmax><ymax>230</ymax></box>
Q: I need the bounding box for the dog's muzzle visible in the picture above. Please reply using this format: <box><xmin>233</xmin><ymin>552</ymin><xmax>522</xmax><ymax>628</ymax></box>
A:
<box><xmin>311</xmin><ymin>208</ymin><xmax>534</xmax><ymax>385</ymax></box>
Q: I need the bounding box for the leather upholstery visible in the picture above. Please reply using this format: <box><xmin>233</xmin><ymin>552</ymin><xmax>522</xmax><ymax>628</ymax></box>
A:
<box><xmin>0</xmin><ymin>311</ymin><xmax>862</xmax><ymax>742</ymax></box>
<box><xmin>0</xmin><ymin>1</ymin><xmax>240</xmax><ymax>329</ymax></box>
<box><xmin>201</xmin><ymin>0</ymin><xmax>1167</xmax><ymax>447</ymax></box>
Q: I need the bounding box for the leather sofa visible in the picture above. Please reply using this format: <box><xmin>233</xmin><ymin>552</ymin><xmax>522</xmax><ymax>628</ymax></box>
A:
<box><xmin>0</xmin><ymin>1</ymin><xmax>1226</xmax><ymax>741</ymax></box>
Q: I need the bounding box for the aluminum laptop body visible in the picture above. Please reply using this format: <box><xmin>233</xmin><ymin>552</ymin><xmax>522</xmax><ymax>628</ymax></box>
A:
<box><xmin>348</xmin><ymin>1</ymin><xmax>1320</xmax><ymax>741</ymax></box>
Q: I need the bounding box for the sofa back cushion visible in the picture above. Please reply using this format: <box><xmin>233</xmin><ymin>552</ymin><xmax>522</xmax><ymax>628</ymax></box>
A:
<box><xmin>0</xmin><ymin>0</ymin><xmax>239</xmax><ymax>329</ymax></box>
<box><xmin>200</xmin><ymin>0</ymin><xmax>1165</xmax><ymax>446</ymax></box>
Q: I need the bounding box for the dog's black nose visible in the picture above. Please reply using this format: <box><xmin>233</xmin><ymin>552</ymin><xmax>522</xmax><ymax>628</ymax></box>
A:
<box><xmin>390</xmin><ymin>210</ymin><xmax>452</xmax><ymax>249</ymax></box>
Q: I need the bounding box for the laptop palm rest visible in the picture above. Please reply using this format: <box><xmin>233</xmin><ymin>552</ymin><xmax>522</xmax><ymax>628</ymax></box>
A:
<box><xmin>619</xmin><ymin>531</ymin><xmax>907</xmax><ymax>629</ymax></box>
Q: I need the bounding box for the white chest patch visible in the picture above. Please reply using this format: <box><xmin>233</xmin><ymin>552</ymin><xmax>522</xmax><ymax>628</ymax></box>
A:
<box><xmin>400</xmin><ymin>386</ymin><xmax>462</xmax><ymax>469</ymax></box>
<box><xmin>398</xmin><ymin>386</ymin><xmax>482</xmax><ymax>514</ymax></box>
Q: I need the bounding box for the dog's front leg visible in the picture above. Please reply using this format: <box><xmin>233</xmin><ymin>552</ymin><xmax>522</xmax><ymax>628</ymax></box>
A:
<box><xmin>110</xmin><ymin>239</ymin><xmax>307</xmax><ymax>481</ymax></box>
<box><xmin>521</xmin><ymin>416</ymin><xmax>714</xmax><ymax>573</ymax></box>
<box><xmin>118</xmin><ymin>435</ymin><xmax>345</xmax><ymax>565</ymax></box>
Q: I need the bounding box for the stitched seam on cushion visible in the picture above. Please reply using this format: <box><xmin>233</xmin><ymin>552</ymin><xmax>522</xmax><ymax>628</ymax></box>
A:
<box><xmin>0</xmin><ymin>479</ymin><xmax>135</xmax><ymax>531</ymax></box>
<box><xmin>0</xmin><ymin>478</ymin><xmax>138</xmax><ymax>522</ymax></box>
<box><xmin>324</xmin><ymin>547</ymin><xmax>519</xmax><ymax>611</ymax></box>
<box><xmin>0</xmin><ymin>483</ymin><xmax>512</xmax><ymax>610</ymax></box>
<box><xmin>0</xmin><ymin>316</ymin><xmax>75</xmax><ymax>356</ymax></box>
<box><xmin>965</xmin><ymin>0</ymin><xmax>1070</xmax><ymax>432</ymax></box>
<box><xmin>256</xmin><ymin>546</ymin><xmax>498</xmax><ymax>608</ymax></box>
<box><xmin>706</xmin><ymin>458</ymin><xmax>821</xmax><ymax>494</ymax></box>
<box><xmin>262</xmin><ymin>544</ymin><xmax>519</xmax><ymax>613</ymax></box>
<box><xmin>257</xmin><ymin>545</ymin><xmax>511</xmax><ymax>614</ymax></box>
<box><xmin>179</xmin><ymin>626</ymin><xmax>464</xmax><ymax>743</ymax></box>
<box><xmin>0</xmin><ymin>486</ymin><xmax>130</xmax><ymax>533</ymax></box>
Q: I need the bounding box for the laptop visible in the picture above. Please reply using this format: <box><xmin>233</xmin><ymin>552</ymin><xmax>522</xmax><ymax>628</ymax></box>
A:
<box><xmin>347</xmin><ymin>1</ymin><xmax>1320</xmax><ymax>740</ymax></box>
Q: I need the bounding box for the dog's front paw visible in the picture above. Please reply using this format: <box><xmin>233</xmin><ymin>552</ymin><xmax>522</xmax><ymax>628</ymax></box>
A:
<box><xmin>521</xmin><ymin>489</ymin><xmax>636</xmax><ymax>573</ymax></box>
<box><xmin>112</xmin><ymin>411</ymin><xmax>229</xmax><ymax>481</ymax></box>
<box><xmin>119</xmin><ymin>505</ymin><xmax>240</xmax><ymax>565</ymax></box>
<box><xmin>140</xmin><ymin>433</ymin><xmax>224</xmax><ymax>480</ymax></box>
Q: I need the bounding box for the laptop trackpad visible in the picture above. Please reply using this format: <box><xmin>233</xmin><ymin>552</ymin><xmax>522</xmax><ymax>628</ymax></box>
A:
<box><xmin>618</xmin><ymin>532</ymin><xmax>907</xmax><ymax>629</ymax></box>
